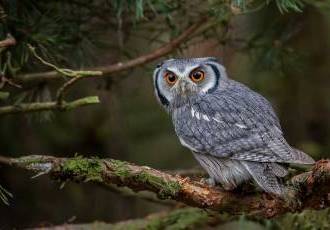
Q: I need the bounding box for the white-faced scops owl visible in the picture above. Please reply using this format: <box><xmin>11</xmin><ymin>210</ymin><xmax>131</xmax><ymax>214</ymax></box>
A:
<box><xmin>153</xmin><ymin>57</ymin><xmax>315</xmax><ymax>196</ymax></box>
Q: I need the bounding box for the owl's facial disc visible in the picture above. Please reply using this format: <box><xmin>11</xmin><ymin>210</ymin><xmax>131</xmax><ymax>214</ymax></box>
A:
<box><xmin>166</xmin><ymin>66</ymin><xmax>206</xmax><ymax>97</ymax></box>
<box><xmin>153</xmin><ymin>57</ymin><xmax>227</xmax><ymax>109</ymax></box>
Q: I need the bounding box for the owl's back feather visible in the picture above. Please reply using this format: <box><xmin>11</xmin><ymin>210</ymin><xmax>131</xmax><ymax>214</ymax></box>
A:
<box><xmin>174</xmin><ymin>79</ymin><xmax>315</xmax><ymax>165</ymax></box>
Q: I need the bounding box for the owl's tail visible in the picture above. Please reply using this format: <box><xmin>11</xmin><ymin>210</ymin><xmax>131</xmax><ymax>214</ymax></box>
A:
<box><xmin>241</xmin><ymin>161</ymin><xmax>288</xmax><ymax>196</ymax></box>
<box><xmin>289</xmin><ymin>148</ymin><xmax>315</xmax><ymax>165</ymax></box>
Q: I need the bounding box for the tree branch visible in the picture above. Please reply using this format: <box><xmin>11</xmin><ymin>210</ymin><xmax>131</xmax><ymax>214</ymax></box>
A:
<box><xmin>16</xmin><ymin>18</ymin><xmax>207</xmax><ymax>83</ymax></box>
<box><xmin>0</xmin><ymin>154</ymin><xmax>329</xmax><ymax>218</ymax></box>
<box><xmin>0</xmin><ymin>96</ymin><xmax>100</xmax><ymax>116</ymax></box>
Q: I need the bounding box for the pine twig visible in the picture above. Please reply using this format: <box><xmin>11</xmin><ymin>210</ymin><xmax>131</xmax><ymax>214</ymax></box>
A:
<box><xmin>0</xmin><ymin>154</ymin><xmax>329</xmax><ymax>218</ymax></box>
<box><xmin>17</xmin><ymin>18</ymin><xmax>208</xmax><ymax>83</ymax></box>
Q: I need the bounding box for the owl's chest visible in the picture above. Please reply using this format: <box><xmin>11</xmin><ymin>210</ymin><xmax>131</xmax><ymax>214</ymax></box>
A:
<box><xmin>170</xmin><ymin>102</ymin><xmax>252</xmax><ymax>153</ymax></box>
<box><xmin>172</xmin><ymin>105</ymin><xmax>212</xmax><ymax>128</ymax></box>
<box><xmin>171</xmin><ymin>105</ymin><xmax>217</xmax><ymax>152</ymax></box>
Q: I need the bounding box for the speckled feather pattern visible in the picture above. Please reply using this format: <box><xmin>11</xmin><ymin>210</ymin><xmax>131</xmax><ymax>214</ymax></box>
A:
<box><xmin>153</xmin><ymin>58</ymin><xmax>315</xmax><ymax>196</ymax></box>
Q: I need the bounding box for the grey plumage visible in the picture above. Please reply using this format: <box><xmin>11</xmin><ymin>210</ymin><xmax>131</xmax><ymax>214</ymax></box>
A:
<box><xmin>153</xmin><ymin>57</ymin><xmax>314</xmax><ymax>196</ymax></box>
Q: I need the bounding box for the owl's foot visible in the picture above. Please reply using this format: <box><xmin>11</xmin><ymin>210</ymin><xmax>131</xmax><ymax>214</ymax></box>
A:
<box><xmin>201</xmin><ymin>177</ymin><xmax>216</xmax><ymax>186</ymax></box>
<box><xmin>222</xmin><ymin>184</ymin><xmax>237</xmax><ymax>191</ymax></box>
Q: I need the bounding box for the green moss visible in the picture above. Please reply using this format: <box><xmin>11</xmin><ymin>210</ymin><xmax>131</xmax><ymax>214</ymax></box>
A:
<box><xmin>145</xmin><ymin>208</ymin><xmax>209</xmax><ymax>230</ymax></box>
<box><xmin>111</xmin><ymin>219</ymin><xmax>149</xmax><ymax>230</ymax></box>
<box><xmin>110</xmin><ymin>159</ymin><xmax>130</xmax><ymax>179</ymax></box>
<box><xmin>92</xmin><ymin>208</ymin><xmax>209</xmax><ymax>230</ymax></box>
<box><xmin>62</xmin><ymin>156</ymin><xmax>102</xmax><ymax>182</ymax></box>
<box><xmin>109</xmin><ymin>160</ymin><xmax>181</xmax><ymax>199</ymax></box>
<box><xmin>136</xmin><ymin>170</ymin><xmax>181</xmax><ymax>199</ymax></box>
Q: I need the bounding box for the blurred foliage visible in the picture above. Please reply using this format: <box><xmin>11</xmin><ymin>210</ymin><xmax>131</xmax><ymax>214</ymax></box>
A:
<box><xmin>267</xmin><ymin>208</ymin><xmax>330</xmax><ymax>230</ymax></box>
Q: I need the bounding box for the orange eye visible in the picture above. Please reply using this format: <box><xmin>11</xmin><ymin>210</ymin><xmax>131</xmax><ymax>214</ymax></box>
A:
<box><xmin>164</xmin><ymin>72</ymin><xmax>178</xmax><ymax>85</ymax></box>
<box><xmin>190</xmin><ymin>70</ymin><xmax>205</xmax><ymax>83</ymax></box>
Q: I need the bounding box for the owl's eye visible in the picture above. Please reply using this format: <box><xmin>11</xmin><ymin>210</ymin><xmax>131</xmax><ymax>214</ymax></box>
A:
<box><xmin>164</xmin><ymin>72</ymin><xmax>178</xmax><ymax>85</ymax></box>
<box><xmin>190</xmin><ymin>70</ymin><xmax>205</xmax><ymax>83</ymax></box>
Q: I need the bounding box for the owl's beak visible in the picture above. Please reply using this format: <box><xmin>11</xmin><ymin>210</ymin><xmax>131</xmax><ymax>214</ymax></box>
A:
<box><xmin>173</xmin><ymin>78</ymin><xmax>196</xmax><ymax>96</ymax></box>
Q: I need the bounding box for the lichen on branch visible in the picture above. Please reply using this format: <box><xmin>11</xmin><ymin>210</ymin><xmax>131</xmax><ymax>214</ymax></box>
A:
<box><xmin>0</xmin><ymin>96</ymin><xmax>100</xmax><ymax>116</ymax></box>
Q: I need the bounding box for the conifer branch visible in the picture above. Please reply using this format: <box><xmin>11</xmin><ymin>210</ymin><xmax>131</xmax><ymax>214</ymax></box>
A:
<box><xmin>0</xmin><ymin>154</ymin><xmax>329</xmax><ymax>218</ymax></box>
<box><xmin>16</xmin><ymin>18</ymin><xmax>207</xmax><ymax>83</ymax></box>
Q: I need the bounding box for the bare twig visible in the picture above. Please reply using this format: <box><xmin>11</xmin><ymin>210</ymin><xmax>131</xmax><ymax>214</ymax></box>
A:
<box><xmin>0</xmin><ymin>33</ymin><xmax>16</xmax><ymax>48</ymax></box>
<box><xmin>0</xmin><ymin>75</ymin><xmax>22</xmax><ymax>89</ymax></box>
<box><xmin>27</xmin><ymin>44</ymin><xmax>102</xmax><ymax>105</ymax></box>
<box><xmin>0</xmin><ymin>154</ymin><xmax>329</xmax><ymax>218</ymax></box>
<box><xmin>17</xmin><ymin>18</ymin><xmax>208</xmax><ymax>83</ymax></box>
<box><xmin>27</xmin><ymin>44</ymin><xmax>103</xmax><ymax>79</ymax></box>
<box><xmin>0</xmin><ymin>96</ymin><xmax>100</xmax><ymax>116</ymax></box>
<box><xmin>55</xmin><ymin>77</ymin><xmax>81</xmax><ymax>106</ymax></box>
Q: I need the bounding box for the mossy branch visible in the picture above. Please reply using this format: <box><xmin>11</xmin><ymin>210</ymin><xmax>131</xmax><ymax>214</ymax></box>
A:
<box><xmin>0</xmin><ymin>96</ymin><xmax>100</xmax><ymax>116</ymax></box>
<box><xmin>1</xmin><ymin>155</ymin><xmax>330</xmax><ymax>218</ymax></box>
<box><xmin>26</xmin><ymin>207</ymin><xmax>330</xmax><ymax>230</ymax></box>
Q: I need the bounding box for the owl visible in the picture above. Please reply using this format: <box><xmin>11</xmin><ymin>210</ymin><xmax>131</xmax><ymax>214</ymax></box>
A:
<box><xmin>153</xmin><ymin>57</ymin><xmax>315</xmax><ymax>196</ymax></box>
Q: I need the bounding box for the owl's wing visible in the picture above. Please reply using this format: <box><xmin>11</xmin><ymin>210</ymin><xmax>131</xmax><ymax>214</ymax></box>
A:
<box><xmin>179</xmin><ymin>80</ymin><xmax>314</xmax><ymax>164</ymax></box>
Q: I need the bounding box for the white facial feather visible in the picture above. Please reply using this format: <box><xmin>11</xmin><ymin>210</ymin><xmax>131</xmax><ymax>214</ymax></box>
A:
<box><xmin>167</xmin><ymin>65</ymin><xmax>200</xmax><ymax>78</ymax></box>
<box><xmin>153</xmin><ymin>58</ymin><xmax>226</xmax><ymax>109</ymax></box>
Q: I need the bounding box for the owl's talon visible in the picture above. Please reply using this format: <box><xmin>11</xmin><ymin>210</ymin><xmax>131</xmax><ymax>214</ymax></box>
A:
<box><xmin>201</xmin><ymin>177</ymin><xmax>216</xmax><ymax>186</ymax></box>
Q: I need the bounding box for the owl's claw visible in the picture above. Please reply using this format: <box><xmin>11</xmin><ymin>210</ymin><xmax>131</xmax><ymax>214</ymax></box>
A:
<box><xmin>201</xmin><ymin>177</ymin><xmax>216</xmax><ymax>186</ymax></box>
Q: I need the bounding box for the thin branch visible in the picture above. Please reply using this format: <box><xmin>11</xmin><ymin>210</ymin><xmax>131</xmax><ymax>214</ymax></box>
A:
<box><xmin>16</xmin><ymin>18</ymin><xmax>208</xmax><ymax>83</ymax></box>
<box><xmin>27</xmin><ymin>44</ymin><xmax>102</xmax><ymax>78</ymax></box>
<box><xmin>55</xmin><ymin>77</ymin><xmax>81</xmax><ymax>106</ymax></box>
<box><xmin>27</xmin><ymin>44</ymin><xmax>102</xmax><ymax>106</ymax></box>
<box><xmin>0</xmin><ymin>154</ymin><xmax>329</xmax><ymax>218</ymax></box>
<box><xmin>0</xmin><ymin>96</ymin><xmax>100</xmax><ymax>116</ymax></box>
<box><xmin>0</xmin><ymin>33</ymin><xmax>16</xmax><ymax>48</ymax></box>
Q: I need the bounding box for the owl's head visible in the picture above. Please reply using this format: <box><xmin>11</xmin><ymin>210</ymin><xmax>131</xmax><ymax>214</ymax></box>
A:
<box><xmin>153</xmin><ymin>57</ymin><xmax>228</xmax><ymax>110</ymax></box>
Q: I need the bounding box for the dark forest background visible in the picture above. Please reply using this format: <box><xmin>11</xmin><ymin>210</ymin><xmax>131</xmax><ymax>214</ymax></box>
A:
<box><xmin>0</xmin><ymin>0</ymin><xmax>329</xmax><ymax>229</ymax></box>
